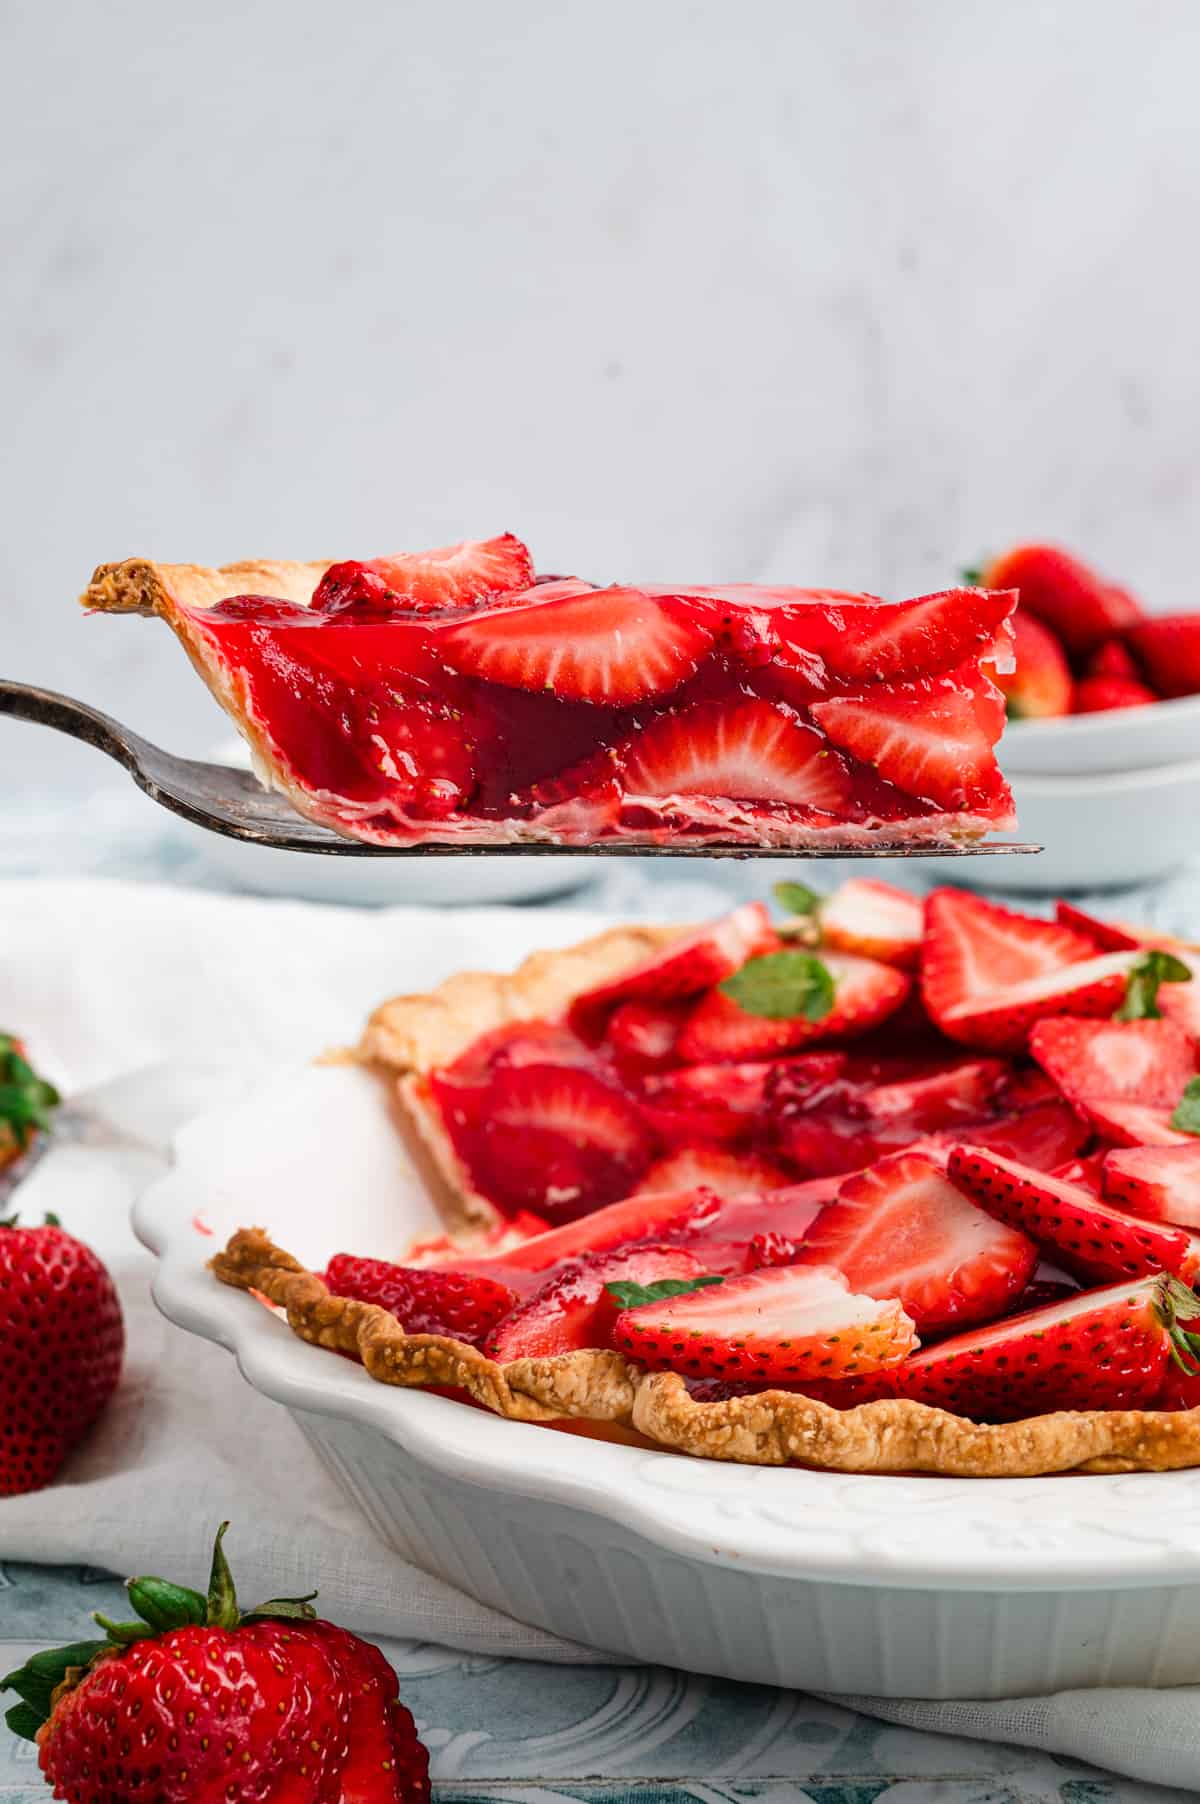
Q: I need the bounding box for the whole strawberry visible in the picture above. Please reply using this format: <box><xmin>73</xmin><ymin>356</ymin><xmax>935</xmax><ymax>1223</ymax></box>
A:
<box><xmin>0</xmin><ymin>1214</ymin><xmax>123</xmax><ymax>1495</ymax></box>
<box><xmin>0</xmin><ymin>1031</ymin><xmax>60</xmax><ymax>1172</ymax></box>
<box><xmin>3</xmin><ymin>1523</ymin><xmax>431</xmax><ymax>1804</ymax></box>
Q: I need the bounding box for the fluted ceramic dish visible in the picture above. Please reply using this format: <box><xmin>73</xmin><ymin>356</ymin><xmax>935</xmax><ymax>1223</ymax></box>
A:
<box><xmin>135</xmin><ymin>1060</ymin><xmax>1200</xmax><ymax>1699</ymax></box>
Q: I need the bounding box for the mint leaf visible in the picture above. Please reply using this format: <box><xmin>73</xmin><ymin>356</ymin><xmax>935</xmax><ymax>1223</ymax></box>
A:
<box><xmin>1116</xmin><ymin>950</ymin><xmax>1193</xmax><ymax>1021</ymax></box>
<box><xmin>719</xmin><ymin>951</ymin><xmax>835</xmax><ymax>1022</ymax></box>
<box><xmin>773</xmin><ymin>881</ymin><xmax>823</xmax><ymax>919</ymax></box>
<box><xmin>604</xmin><ymin>1275</ymin><xmax>724</xmax><ymax>1311</ymax></box>
<box><xmin>961</xmin><ymin>563</ymin><xmax>985</xmax><ymax>586</ymax></box>
<box><xmin>1171</xmin><ymin>1077</ymin><xmax>1200</xmax><ymax>1136</ymax></box>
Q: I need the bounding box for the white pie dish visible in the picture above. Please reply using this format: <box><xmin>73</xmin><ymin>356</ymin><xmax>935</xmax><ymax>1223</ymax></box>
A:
<box><xmin>135</xmin><ymin>1059</ymin><xmax>1200</xmax><ymax>1699</ymax></box>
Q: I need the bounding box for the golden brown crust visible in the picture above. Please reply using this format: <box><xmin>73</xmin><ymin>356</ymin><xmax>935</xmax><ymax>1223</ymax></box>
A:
<box><xmin>356</xmin><ymin>921</ymin><xmax>687</xmax><ymax>1238</ymax></box>
<box><xmin>211</xmin><ymin>1228</ymin><xmax>1200</xmax><ymax>1476</ymax></box>
<box><xmin>357</xmin><ymin>923</ymin><xmax>686</xmax><ymax>1074</ymax></box>
<box><xmin>81</xmin><ymin>557</ymin><xmax>331</xmax><ymax>617</ymax></box>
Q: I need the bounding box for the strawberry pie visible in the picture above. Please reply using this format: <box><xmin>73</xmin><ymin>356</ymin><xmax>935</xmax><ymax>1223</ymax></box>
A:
<box><xmin>213</xmin><ymin>881</ymin><xmax>1200</xmax><ymax>1476</ymax></box>
<box><xmin>82</xmin><ymin>535</ymin><xmax>1018</xmax><ymax>848</ymax></box>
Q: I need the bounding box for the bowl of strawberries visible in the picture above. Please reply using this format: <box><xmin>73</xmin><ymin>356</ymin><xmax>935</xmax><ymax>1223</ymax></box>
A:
<box><xmin>948</xmin><ymin>543</ymin><xmax>1200</xmax><ymax>889</ymax></box>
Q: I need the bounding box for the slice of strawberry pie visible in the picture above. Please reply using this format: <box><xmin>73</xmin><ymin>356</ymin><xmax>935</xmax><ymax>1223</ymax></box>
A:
<box><xmin>81</xmin><ymin>536</ymin><xmax>1017</xmax><ymax>848</ymax></box>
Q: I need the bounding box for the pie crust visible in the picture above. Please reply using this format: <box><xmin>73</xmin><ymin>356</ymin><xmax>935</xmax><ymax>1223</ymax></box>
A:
<box><xmin>356</xmin><ymin>921</ymin><xmax>687</xmax><ymax>1235</ymax></box>
<box><xmin>211</xmin><ymin>1227</ymin><xmax>1200</xmax><ymax>1476</ymax></box>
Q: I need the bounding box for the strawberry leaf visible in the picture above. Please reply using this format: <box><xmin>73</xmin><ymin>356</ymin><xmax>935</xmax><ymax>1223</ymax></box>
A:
<box><xmin>719</xmin><ymin>951</ymin><xmax>835</xmax><ymax>1022</ymax></box>
<box><xmin>1116</xmin><ymin>950</ymin><xmax>1192</xmax><ymax>1022</ymax></box>
<box><xmin>961</xmin><ymin>564</ymin><xmax>985</xmax><ymax>586</ymax></box>
<box><xmin>0</xmin><ymin>1640</ymin><xmax>108</xmax><ymax>1737</ymax></box>
<box><xmin>604</xmin><ymin>1274</ymin><xmax>724</xmax><ymax>1310</ymax></box>
<box><xmin>773</xmin><ymin>881</ymin><xmax>823</xmax><ymax>920</ymax></box>
<box><xmin>126</xmin><ymin>1575</ymin><xmax>207</xmax><ymax>1632</ymax></box>
<box><xmin>5</xmin><ymin>1701</ymin><xmax>42</xmax><ymax>1743</ymax></box>
<box><xmin>0</xmin><ymin>1034</ymin><xmax>60</xmax><ymax>1148</ymax></box>
<box><xmin>1171</xmin><ymin>1077</ymin><xmax>1200</xmax><ymax>1137</ymax></box>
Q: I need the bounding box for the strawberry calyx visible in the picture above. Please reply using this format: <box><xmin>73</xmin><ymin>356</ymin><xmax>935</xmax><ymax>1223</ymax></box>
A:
<box><xmin>1116</xmin><ymin>950</ymin><xmax>1193</xmax><ymax>1023</ymax></box>
<box><xmin>1</xmin><ymin>1523</ymin><xmax>318</xmax><ymax>1742</ymax></box>
<box><xmin>0</xmin><ymin>1034</ymin><xmax>59</xmax><ymax>1149</ymax></box>
<box><xmin>1156</xmin><ymin>1276</ymin><xmax>1200</xmax><ymax>1375</ymax></box>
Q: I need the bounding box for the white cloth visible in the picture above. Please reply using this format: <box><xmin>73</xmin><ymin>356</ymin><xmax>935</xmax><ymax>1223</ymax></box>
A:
<box><xmin>3</xmin><ymin>876</ymin><xmax>1200</xmax><ymax>1792</ymax></box>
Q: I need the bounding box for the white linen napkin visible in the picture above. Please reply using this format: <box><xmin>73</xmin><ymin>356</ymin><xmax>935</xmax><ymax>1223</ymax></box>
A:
<box><xmin>3</xmin><ymin>876</ymin><xmax>1200</xmax><ymax>1792</ymax></box>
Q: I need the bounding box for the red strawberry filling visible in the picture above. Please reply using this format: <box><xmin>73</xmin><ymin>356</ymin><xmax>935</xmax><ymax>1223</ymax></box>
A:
<box><xmin>151</xmin><ymin>540</ymin><xmax>1015</xmax><ymax>847</ymax></box>
<box><xmin>327</xmin><ymin>883</ymin><xmax>1200</xmax><ymax>1430</ymax></box>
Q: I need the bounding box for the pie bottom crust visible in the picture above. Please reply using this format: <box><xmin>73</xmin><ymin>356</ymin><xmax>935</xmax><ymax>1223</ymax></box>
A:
<box><xmin>212</xmin><ymin>1228</ymin><xmax>1200</xmax><ymax>1477</ymax></box>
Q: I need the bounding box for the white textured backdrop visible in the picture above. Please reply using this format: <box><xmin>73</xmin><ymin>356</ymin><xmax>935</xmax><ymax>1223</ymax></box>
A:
<box><xmin>4</xmin><ymin>0</ymin><xmax>1200</xmax><ymax>793</ymax></box>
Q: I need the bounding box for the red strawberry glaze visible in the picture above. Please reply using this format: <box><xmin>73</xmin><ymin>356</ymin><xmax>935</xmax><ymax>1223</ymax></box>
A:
<box><xmin>174</xmin><ymin>572</ymin><xmax>1015</xmax><ymax>846</ymax></box>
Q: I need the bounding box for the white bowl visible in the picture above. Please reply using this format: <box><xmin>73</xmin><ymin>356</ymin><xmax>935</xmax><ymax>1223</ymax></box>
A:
<box><xmin>135</xmin><ymin>1060</ymin><xmax>1200</xmax><ymax>1698</ymax></box>
<box><xmin>928</xmin><ymin>755</ymin><xmax>1200</xmax><ymax>893</ymax></box>
<box><xmin>166</xmin><ymin>739</ymin><xmax>593</xmax><ymax>907</ymax></box>
<box><xmin>1001</xmin><ymin>692</ymin><xmax>1200</xmax><ymax>775</ymax></box>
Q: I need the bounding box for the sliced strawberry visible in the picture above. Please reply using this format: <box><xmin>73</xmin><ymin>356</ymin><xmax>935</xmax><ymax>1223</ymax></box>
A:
<box><xmin>1030</xmin><ymin>1016</ymin><xmax>1196</xmax><ymax>1110</ymax></box>
<box><xmin>568</xmin><ymin>902</ymin><xmax>773</xmax><ymax>1037</ymax></box>
<box><xmin>1084</xmin><ymin>1101</ymin><xmax>1195</xmax><ymax>1147</ymax></box>
<box><xmin>314</xmin><ymin>533</ymin><xmax>535</xmax><ymax>615</ymax></box>
<box><xmin>988</xmin><ymin>611</ymin><xmax>1072</xmax><ymax>719</ymax></box>
<box><xmin>793</xmin><ymin>1149</ymin><xmax>1036</xmax><ymax>1334</ymax></box>
<box><xmin>1073</xmin><ymin>675</ymin><xmax>1156</xmax><ymax>713</ymax></box>
<box><xmin>612</xmin><ymin>1262</ymin><xmax>917</xmax><ymax>1383</ymax></box>
<box><xmin>776</xmin><ymin>586</ymin><xmax>1017</xmax><ymax>685</ymax></box>
<box><xmin>769</xmin><ymin>1055</ymin><xmax>1008</xmax><ymax>1179</ymax></box>
<box><xmin>638</xmin><ymin>1058</ymin><xmax>794</xmax><ymax>1146</ymax></box>
<box><xmin>603</xmin><ymin>1000</ymin><xmax>688</xmax><ymax>1074</ymax></box>
<box><xmin>981</xmin><ymin>545</ymin><xmax>1143</xmax><ymax>657</ymax></box>
<box><xmin>1125</xmin><ymin>613</ymin><xmax>1200</xmax><ymax>698</ymax></box>
<box><xmin>484</xmin><ymin>1243</ymin><xmax>710</xmax><ymax>1361</ymax></box>
<box><xmin>944</xmin><ymin>1099</ymin><xmax>1089</xmax><ymax>1172</ymax></box>
<box><xmin>630</xmin><ymin>1144</ymin><xmax>794</xmax><ymax>1199</ymax></box>
<box><xmin>436</xmin><ymin>1063</ymin><xmax>657</xmax><ymax>1223</ymax></box>
<box><xmin>809</xmin><ymin>672</ymin><xmax>1006</xmax><ymax>811</ymax></box>
<box><xmin>447</xmin><ymin>1019</ymin><xmax>598</xmax><ymax>1082</ymax></box>
<box><xmin>921</xmin><ymin>888</ymin><xmax>1136</xmax><ymax>1051</ymax></box>
<box><xmin>818</xmin><ymin>878</ymin><xmax>924</xmax><ymax>969</ymax></box>
<box><xmin>1053</xmin><ymin>902</ymin><xmax>1143</xmax><ymax>952</ymax></box>
<box><xmin>947</xmin><ymin>1144</ymin><xmax>1200</xmax><ymax>1284</ymax></box>
<box><xmin>439</xmin><ymin>585</ymin><xmax>713</xmax><ymax>704</ymax></box>
<box><xmin>895</xmin><ymin>1274</ymin><xmax>1175</xmax><ymax>1420</ymax></box>
<box><xmin>676</xmin><ymin>951</ymin><xmax>910</xmax><ymax>1063</ymax></box>
<box><xmin>323</xmin><ymin>1254</ymin><xmax>517</xmax><ymax>1347</ymax></box>
<box><xmin>1157</xmin><ymin>1362</ymin><xmax>1200</xmax><ymax>1410</ymax></box>
<box><xmin>1104</xmin><ymin>1143</ymin><xmax>1200</xmax><ymax>1228</ymax></box>
<box><xmin>619</xmin><ymin>698</ymin><xmax>853</xmax><ymax>811</ymax></box>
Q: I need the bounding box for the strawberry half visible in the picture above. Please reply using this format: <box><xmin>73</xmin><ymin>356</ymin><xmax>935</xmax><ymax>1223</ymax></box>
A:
<box><xmin>989</xmin><ymin>611</ymin><xmax>1072</xmax><ymax>719</ymax></box>
<box><xmin>816</xmin><ymin>877</ymin><xmax>924</xmax><ymax>969</ymax></box>
<box><xmin>1053</xmin><ymin>901</ymin><xmax>1143</xmax><ymax>952</ymax></box>
<box><xmin>603</xmin><ymin>999</ymin><xmax>689</xmax><ymax>1073</ymax></box>
<box><xmin>630</xmin><ymin>1144</ymin><xmax>795</xmax><ymax>1200</ymax></box>
<box><xmin>980</xmin><ymin>544</ymin><xmax>1143</xmax><ymax>657</ymax></box>
<box><xmin>1125</xmin><ymin>613</ymin><xmax>1200</xmax><ymax>698</ymax></box>
<box><xmin>947</xmin><ymin>1144</ymin><xmax>1200</xmax><ymax>1284</ymax></box>
<box><xmin>638</xmin><ymin>1058</ymin><xmax>787</xmax><ymax>1146</ymax></box>
<box><xmin>314</xmin><ymin>532</ymin><xmax>534</xmax><ymax>615</ymax></box>
<box><xmin>1029</xmin><ymin>1017</ymin><xmax>1197</xmax><ymax>1141</ymax></box>
<box><xmin>809</xmin><ymin>671</ymin><xmax>1006</xmax><ymax>811</ymax></box>
<box><xmin>439</xmin><ymin>585</ymin><xmax>714</xmax><ymax>704</ymax></box>
<box><xmin>618</xmin><ymin>697</ymin><xmax>853</xmax><ymax>812</ymax></box>
<box><xmin>676</xmin><ymin>950</ymin><xmax>910</xmax><ymax>1063</ymax></box>
<box><xmin>485</xmin><ymin>1243</ymin><xmax>711</xmax><ymax>1361</ymax></box>
<box><xmin>921</xmin><ymin>888</ymin><xmax>1136</xmax><ymax>1051</ymax></box>
<box><xmin>568</xmin><ymin>902</ymin><xmax>772</xmax><ymax>1036</ymax></box>
<box><xmin>776</xmin><ymin>585</ymin><xmax>1017</xmax><ymax>685</ymax></box>
<box><xmin>432</xmin><ymin>1062</ymin><xmax>657</xmax><ymax>1222</ymax></box>
<box><xmin>612</xmin><ymin>1262</ymin><xmax>917</xmax><ymax>1383</ymax></box>
<box><xmin>794</xmin><ymin>1148</ymin><xmax>1036</xmax><ymax>1334</ymax></box>
<box><xmin>895</xmin><ymin>1274</ymin><xmax>1184</xmax><ymax>1420</ymax></box>
<box><xmin>939</xmin><ymin>1098</ymin><xmax>1089</xmax><ymax>1172</ymax></box>
<box><xmin>323</xmin><ymin>1254</ymin><xmax>518</xmax><ymax>1347</ymax></box>
<box><xmin>1103</xmin><ymin>1143</ymin><xmax>1200</xmax><ymax>1229</ymax></box>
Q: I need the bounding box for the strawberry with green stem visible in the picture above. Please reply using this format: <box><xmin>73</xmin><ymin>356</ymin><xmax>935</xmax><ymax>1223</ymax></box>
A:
<box><xmin>0</xmin><ymin>1033</ymin><xmax>59</xmax><ymax>1170</ymax></box>
<box><xmin>3</xmin><ymin>1523</ymin><xmax>430</xmax><ymax>1804</ymax></box>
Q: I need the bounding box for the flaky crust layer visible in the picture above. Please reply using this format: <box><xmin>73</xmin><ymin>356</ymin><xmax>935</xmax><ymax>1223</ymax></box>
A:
<box><xmin>212</xmin><ymin>1228</ymin><xmax>1200</xmax><ymax>1476</ymax></box>
<box><xmin>82</xmin><ymin>557</ymin><xmax>331</xmax><ymax>617</ymax></box>
<box><xmin>358</xmin><ymin>922</ymin><xmax>686</xmax><ymax>1074</ymax></box>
